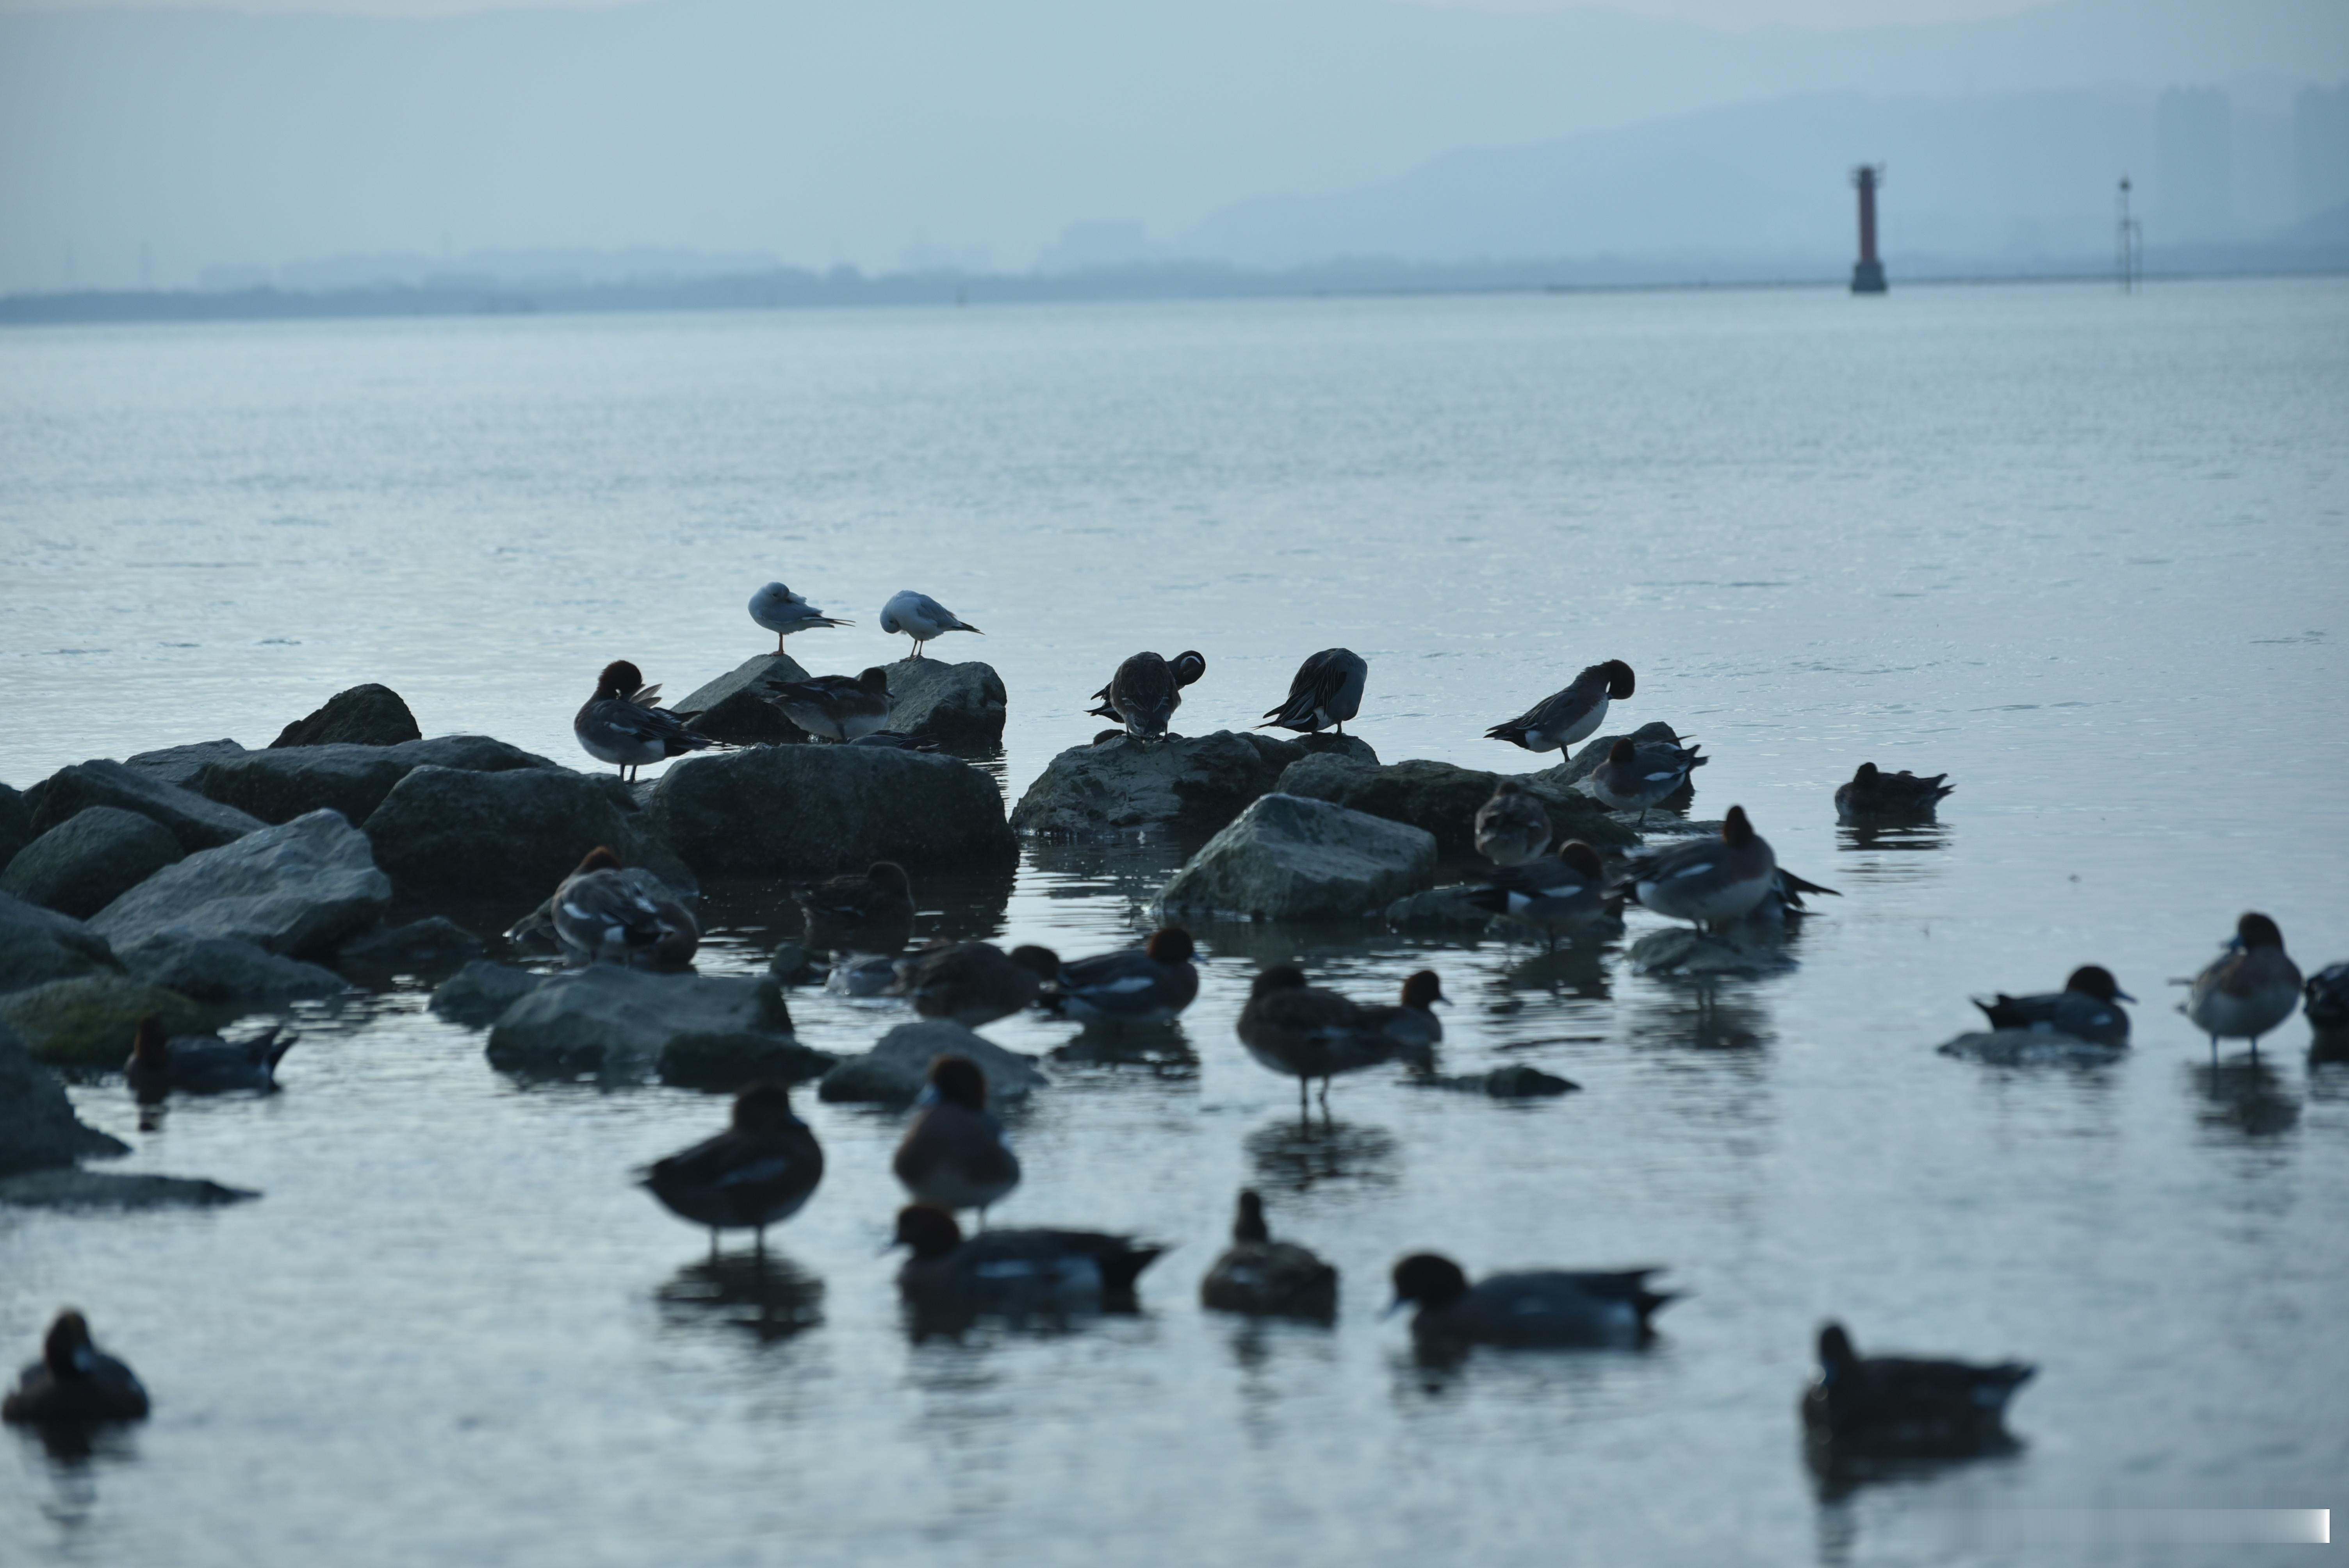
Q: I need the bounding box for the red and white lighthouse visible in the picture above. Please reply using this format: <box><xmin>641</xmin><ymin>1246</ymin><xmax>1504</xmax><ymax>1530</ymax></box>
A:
<box><xmin>1850</xmin><ymin>165</ymin><xmax>1887</xmax><ymax>294</ymax></box>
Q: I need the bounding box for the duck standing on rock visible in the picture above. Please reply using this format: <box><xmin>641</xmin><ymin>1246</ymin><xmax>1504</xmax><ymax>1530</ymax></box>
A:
<box><xmin>748</xmin><ymin>582</ymin><xmax>853</xmax><ymax>652</ymax></box>
<box><xmin>640</xmin><ymin>1082</ymin><xmax>825</xmax><ymax>1257</ymax></box>
<box><xmin>1473</xmin><ymin>779</ymin><xmax>1552</xmax><ymax>866</ymax></box>
<box><xmin>1619</xmin><ymin>805</ymin><xmax>1777</xmax><ymax>934</ymax></box>
<box><xmin>902</xmin><ymin>941</ymin><xmax>1064</xmax><ymax>1028</ymax></box>
<box><xmin>1485</xmin><ymin>659</ymin><xmax>1635</xmax><ymax>755</ymax></box>
<box><xmin>125</xmin><ymin>1014</ymin><xmax>293</xmax><ymax>1099</ymax></box>
<box><xmin>773</xmin><ymin>667</ymin><xmax>893</xmax><ymax>743</ymax></box>
<box><xmin>1044</xmin><ymin>928</ymin><xmax>1200</xmax><ymax>1025</ymax></box>
<box><xmin>1973</xmin><ymin>965</ymin><xmax>2133</xmax><ymax>1046</ymax></box>
<box><xmin>1801</xmin><ymin>1322</ymin><xmax>2034</xmax><ymax>1456</ymax></box>
<box><xmin>794</xmin><ymin>862</ymin><xmax>916</xmax><ymax>956</ymax></box>
<box><xmin>3</xmin><ymin>1311</ymin><xmax>149</xmax><ymax>1424</ymax></box>
<box><xmin>1588</xmin><ymin>736</ymin><xmax>1707</xmax><ymax>827</ymax></box>
<box><xmin>893</xmin><ymin>1055</ymin><xmax>1021</xmax><ymax>1222</ymax></box>
<box><xmin>575</xmin><ymin>659</ymin><xmax>716</xmax><ymax>782</ymax></box>
<box><xmin>552</xmin><ymin>846</ymin><xmax>699</xmax><ymax>970</ymax></box>
<box><xmin>879</xmin><ymin>590</ymin><xmax>982</xmax><ymax>659</ymax></box>
<box><xmin>1466</xmin><ymin>841</ymin><xmax>1610</xmax><ymax>951</ymax></box>
<box><xmin>1089</xmin><ymin>650</ymin><xmax>1207</xmax><ymax>741</ymax></box>
<box><xmin>1237</xmin><ymin>965</ymin><xmax>1411</xmax><ymax>1114</ymax></box>
<box><xmin>2183</xmin><ymin>912</ymin><xmax>2303</xmax><ymax>1058</ymax></box>
<box><xmin>1835</xmin><ymin>763</ymin><xmax>1954</xmax><ymax>822</ymax></box>
<box><xmin>1200</xmin><ymin>1190</ymin><xmax>1338</xmax><ymax>1320</ymax></box>
<box><xmin>1388</xmin><ymin>1253</ymin><xmax>1677</xmax><ymax>1348</ymax></box>
<box><xmin>1260</xmin><ymin>648</ymin><xmax>1367</xmax><ymax>736</ymax></box>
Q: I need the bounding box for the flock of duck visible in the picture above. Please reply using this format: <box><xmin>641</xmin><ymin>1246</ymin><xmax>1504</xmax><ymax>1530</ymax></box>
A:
<box><xmin>13</xmin><ymin>584</ymin><xmax>2342</xmax><ymax>1471</ymax></box>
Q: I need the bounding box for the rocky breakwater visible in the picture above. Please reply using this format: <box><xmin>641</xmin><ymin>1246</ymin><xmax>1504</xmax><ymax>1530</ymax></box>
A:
<box><xmin>0</xmin><ymin>806</ymin><xmax>185</xmax><ymax>921</ymax></box>
<box><xmin>668</xmin><ymin>653</ymin><xmax>815</xmax><ymax>746</ymax></box>
<box><xmin>1154</xmin><ymin>793</ymin><xmax>1437</xmax><ymax>922</ymax></box>
<box><xmin>360</xmin><ymin>763</ymin><xmax>659</xmax><ymax>907</ymax></box>
<box><xmin>645</xmin><ymin>744</ymin><xmax>1016</xmax><ymax>878</ymax></box>
<box><xmin>1011</xmin><ymin>731</ymin><xmax>1376</xmax><ymax>838</ymax></box>
<box><xmin>0</xmin><ymin>893</ymin><xmax>124</xmax><ymax>995</ymax></box>
<box><xmin>24</xmin><ymin>758</ymin><xmax>265</xmax><ymax>851</ymax></box>
<box><xmin>268</xmin><ymin>683</ymin><xmax>422</xmax><ymax>748</ymax></box>
<box><xmin>1273</xmin><ymin>755</ymin><xmax>1634</xmax><ymax>861</ymax></box>
<box><xmin>192</xmin><ymin>735</ymin><xmax>559</xmax><ymax>827</ymax></box>
<box><xmin>485</xmin><ymin>966</ymin><xmax>834</xmax><ymax>1090</ymax></box>
<box><xmin>883</xmin><ymin>658</ymin><xmax>1007</xmax><ymax>750</ymax></box>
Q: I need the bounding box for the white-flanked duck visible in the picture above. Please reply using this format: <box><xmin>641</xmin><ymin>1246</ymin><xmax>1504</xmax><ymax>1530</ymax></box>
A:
<box><xmin>640</xmin><ymin>1082</ymin><xmax>825</xmax><ymax>1256</ymax></box>
<box><xmin>773</xmin><ymin>667</ymin><xmax>892</xmax><ymax>743</ymax></box>
<box><xmin>1388</xmin><ymin>1253</ymin><xmax>1677</xmax><ymax>1348</ymax></box>
<box><xmin>747</xmin><ymin>581</ymin><xmax>853</xmax><ymax>652</ymax></box>
<box><xmin>901</xmin><ymin>941</ymin><xmax>1063</xmax><ymax>1028</ymax></box>
<box><xmin>1973</xmin><ymin>965</ymin><xmax>2133</xmax><ymax>1047</ymax></box>
<box><xmin>1801</xmin><ymin>1322</ymin><xmax>2034</xmax><ymax>1455</ymax></box>
<box><xmin>892</xmin><ymin>1205</ymin><xmax>1163</xmax><ymax>1315</ymax></box>
<box><xmin>893</xmin><ymin>1055</ymin><xmax>1021</xmax><ymax>1221</ymax></box>
<box><xmin>2183</xmin><ymin>912</ymin><xmax>2303</xmax><ymax>1057</ymax></box>
<box><xmin>1200</xmin><ymin>1190</ymin><xmax>1338</xmax><ymax>1320</ymax></box>
<box><xmin>1473</xmin><ymin>779</ymin><xmax>1552</xmax><ymax>867</ymax></box>
<box><xmin>3</xmin><ymin>1311</ymin><xmax>149</xmax><ymax>1424</ymax></box>
<box><xmin>794</xmin><ymin>861</ymin><xmax>915</xmax><ymax>956</ymax></box>
<box><xmin>125</xmin><ymin>1014</ymin><xmax>292</xmax><ymax>1099</ymax></box>
<box><xmin>1835</xmin><ymin>762</ymin><xmax>1954</xmax><ymax>822</ymax></box>
<box><xmin>1357</xmin><ymin>969</ymin><xmax>1444</xmax><ymax>1066</ymax></box>
<box><xmin>552</xmin><ymin>846</ymin><xmax>698</xmax><ymax>970</ymax></box>
<box><xmin>1237</xmin><ymin>965</ymin><xmax>1412</xmax><ymax>1114</ymax></box>
<box><xmin>1588</xmin><ymin>736</ymin><xmax>1707</xmax><ymax>826</ymax></box>
<box><xmin>879</xmin><ymin>590</ymin><xmax>982</xmax><ymax>658</ymax></box>
<box><xmin>1485</xmin><ymin>660</ymin><xmax>1635</xmax><ymax>754</ymax></box>
<box><xmin>1089</xmin><ymin>650</ymin><xmax>1207</xmax><ymax>741</ymax></box>
<box><xmin>1260</xmin><ymin>648</ymin><xmax>1367</xmax><ymax>736</ymax></box>
<box><xmin>574</xmin><ymin>659</ymin><xmax>716</xmax><ymax>782</ymax></box>
<box><xmin>1465</xmin><ymin>841</ymin><xmax>1610</xmax><ymax>950</ymax></box>
<box><xmin>1620</xmin><ymin>805</ymin><xmax>1777</xmax><ymax>933</ymax></box>
<box><xmin>1044</xmin><ymin>928</ymin><xmax>1200</xmax><ymax>1025</ymax></box>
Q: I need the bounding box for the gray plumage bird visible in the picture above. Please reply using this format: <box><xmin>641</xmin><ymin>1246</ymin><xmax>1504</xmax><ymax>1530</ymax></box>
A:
<box><xmin>1260</xmin><ymin>648</ymin><xmax>1367</xmax><ymax>736</ymax></box>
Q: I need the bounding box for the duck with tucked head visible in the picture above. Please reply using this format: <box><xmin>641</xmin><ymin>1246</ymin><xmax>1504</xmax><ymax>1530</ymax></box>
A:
<box><xmin>1388</xmin><ymin>1253</ymin><xmax>1677</xmax><ymax>1348</ymax></box>
<box><xmin>1044</xmin><ymin>927</ymin><xmax>1200</xmax><ymax>1025</ymax></box>
<box><xmin>1465</xmin><ymin>841</ymin><xmax>1610</xmax><ymax>951</ymax></box>
<box><xmin>574</xmin><ymin>659</ymin><xmax>716</xmax><ymax>782</ymax></box>
<box><xmin>773</xmin><ymin>667</ymin><xmax>893</xmax><ymax>743</ymax></box>
<box><xmin>1973</xmin><ymin>965</ymin><xmax>2133</xmax><ymax>1047</ymax></box>
<box><xmin>1801</xmin><ymin>1322</ymin><xmax>2034</xmax><ymax>1456</ymax></box>
<box><xmin>893</xmin><ymin>1055</ymin><xmax>1021</xmax><ymax>1222</ymax></box>
<box><xmin>1473</xmin><ymin>779</ymin><xmax>1552</xmax><ymax>867</ymax></box>
<box><xmin>1237</xmin><ymin>966</ymin><xmax>1412</xmax><ymax>1114</ymax></box>
<box><xmin>640</xmin><ymin>1082</ymin><xmax>825</xmax><ymax>1256</ymax></box>
<box><xmin>901</xmin><ymin>941</ymin><xmax>1063</xmax><ymax>1028</ymax></box>
<box><xmin>1201</xmin><ymin>1189</ymin><xmax>1338</xmax><ymax>1320</ymax></box>
<box><xmin>1260</xmin><ymin>648</ymin><xmax>1367</xmax><ymax>736</ymax></box>
<box><xmin>794</xmin><ymin>861</ymin><xmax>916</xmax><ymax>957</ymax></box>
<box><xmin>1484</xmin><ymin>659</ymin><xmax>1635</xmax><ymax>755</ymax></box>
<box><xmin>125</xmin><ymin>1014</ymin><xmax>292</xmax><ymax>1100</ymax></box>
<box><xmin>1588</xmin><ymin>736</ymin><xmax>1707</xmax><ymax>827</ymax></box>
<box><xmin>1089</xmin><ymin>650</ymin><xmax>1207</xmax><ymax>741</ymax></box>
<box><xmin>1619</xmin><ymin>805</ymin><xmax>1777</xmax><ymax>933</ymax></box>
<box><xmin>891</xmin><ymin>1205</ymin><xmax>1163</xmax><ymax>1316</ymax></box>
<box><xmin>1835</xmin><ymin>762</ymin><xmax>1954</xmax><ymax>823</ymax></box>
<box><xmin>747</xmin><ymin>582</ymin><xmax>853</xmax><ymax>652</ymax></box>
<box><xmin>4</xmin><ymin>1311</ymin><xmax>149</xmax><ymax>1424</ymax></box>
<box><xmin>879</xmin><ymin>590</ymin><xmax>982</xmax><ymax>659</ymax></box>
<box><xmin>552</xmin><ymin>846</ymin><xmax>699</xmax><ymax>970</ymax></box>
<box><xmin>2183</xmin><ymin>912</ymin><xmax>2303</xmax><ymax>1057</ymax></box>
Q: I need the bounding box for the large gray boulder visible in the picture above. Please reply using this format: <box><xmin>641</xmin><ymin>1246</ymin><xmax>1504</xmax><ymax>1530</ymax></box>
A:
<box><xmin>124</xmin><ymin>739</ymin><xmax>249</xmax><ymax>789</ymax></box>
<box><xmin>117</xmin><ymin>935</ymin><xmax>348</xmax><ymax>1005</ymax></box>
<box><xmin>89</xmin><ymin>809</ymin><xmax>393</xmax><ymax>960</ymax></box>
<box><xmin>196</xmin><ymin>735</ymin><xmax>558</xmax><ymax>826</ymax></box>
<box><xmin>0</xmin><ymin>806</ymin><xmax>185</xmax><ymax>920</ymax></box>
<box><xmin>1154</xmin><ymin>793</ymin><xmax>1438</xmax><ymax>921</ymax></box>
<box><xmin>669</xmin><ymin>653</ymin><xmax>814</xmax><ymax>746</ymax></box>
<box><xmin>270</xmin><ymin>683</ymin><xmax>422</xmax><ymax>748</ymax></box>
<box><xmin>362</xmin><ymin>764</ymin><xmax>649</xmax><ymax>904</ymax></box>
<box><xmin>25</xmin><ymin>759</ymin><xmax>264</xmax><ymax>850</ymax></box>
<box><xmin>884</xmin><ymin>658</ymin><xmax>1007</xmax><ymax>749</ymax></box>
<box><xmin>1010</xmin><ymin>729</ymin><xmax>1378</xmax><ymax>839</ymax></box>
<box><xmin>0</xmin><ymin>782</ymin><xmax>30</xmax><ymax>870</ymax></box>
<box><xmin>817</xmin><ymin>1018</ymin><xmax>1049</xmax><ymax>1105</ymax></box>
<box><xmin>0</xmin><ymin>974</ymin><xmax>217</xmax><ymax>1067</ymax></box>
<box><xmin>0</xmin><ymin>893</ymin><xmax>122</xmax><ymax>995</ymax></box>
<box><xmin>1274</xmin><ymin>754</ymin><xmax>1636</xmax><ymax>859</ymax></box>
<box><xmin>645</xmin><ymin>745</ymin><xmax>1015</xmax><ymax>878</ymax></box>
<box><xmin>335</xmin><ymin>917</ymin><xmax>485</xmax><ymax>980</ymax></box>
<box><xmin>0</xmin><ymin>1020</ymin><xmax>129</xmax><ymax>1174</ymax></box>
<box><xmin>484</xmin><ymin>966</ymin><xmax>830</xmax><ymax>1087</ymax></box>
<box><xmin>428</xmin><ymin>960</ymin><xmax>550</xmax><ymax>1027</ymax></box>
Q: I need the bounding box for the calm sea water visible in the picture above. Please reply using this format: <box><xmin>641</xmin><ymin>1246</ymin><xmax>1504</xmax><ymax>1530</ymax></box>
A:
<box><xmin>2</xmin><ymin>280</ymin><xmax>2345</xmax><ymax>1566</ymax></box>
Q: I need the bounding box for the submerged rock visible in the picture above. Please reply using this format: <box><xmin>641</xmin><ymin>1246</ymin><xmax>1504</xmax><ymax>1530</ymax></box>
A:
<box><xmin>124</xmin><ymin>739</ymin><xmax>249</xmax><ymax>789</ymax></box>
<box><xmin>270</xmin><ymin>683</ymin><xmax>422</xmax><ymax>748</ymax></box>
<box><xmin>1010</xmin><ymin>729</ymin><xmax>1378</xmax><ymax>839</ymax></box>
<box><xmin>1406</xmin><ymin>1064</ymin><xmax>1581</xmax><ymax>1098</ymax></box>
<box><xmin>196</xmin><ymin>735</ymin><xmax>559</xmax><ymax>827</ymax></box>
<box><xmin>485</xmin><ymin>966</ymin><xmax>825</xmax><ymax>1087</ymax></box>
<box><xmin>816</xmin><ymin>1018</ymin><xmax>1048</xmax><ymax>1105</ymax></box>
<box><xmin>0</xmin><ymin>1020</ymin><xmax>129</xmax><ymax>1174</ymax></box>
<box><xmin>1154</xmin><ymin>793</ymin><xmax>1437</xmax><ymax>922</ymax></box>
<box><xmin>0</xmin><ymin>782</ymin><xmax>32</xmax><ymax>870</ymax></box>
<box><xmin>0</xmin><ymin>1169</ymin><xmax>258</xmax><ymax>1209</ymax></box>
<box><xmin>645</xmin><ymin>745</ymin><xmax>1015</xmax><ymax>878</ymax></box>
<box><xmin>1382</xmin><ymin>883</ymin><xmax>1496</xmax><ymax>932</ymax></box>
<box><xmin>0</xmin><ymin>974</ymin><xmax>218</xmax><ymax>1067</ymax></box>
<box><xmin>89</xmin><ymin>809</ymin><xmax>393</xmax><ymax>960</ymax></box>
<box><xmin>884</xmin><ymin>658</ymin><xmax>1007</xmax><ymax>749</ymax></box>
<box><xmin>25</xmin><ymin>759</ymin><xmax>264</xmax><ymax>850</ymax></box>
<box><xmin>1937</xmin><ymin>1029</ymin><xmax>2127</xmax><ymax>1066</ymax></box>
<box><xmin>0</xmin><ymin>807</ymin><xmax>185</xmax><ymax>920</ymax></box>
<box><xmin>1626</xmin><ymin>928</ymin><xmax>1792</xmax><ymax>978</ymax></box>
<box><xmin>1275</xmin><ymin>755</ymin><xmax>1635</xmax><ymax>858</ymax></box>
<box><xmin>362</xmin><ymin>764</ymin><xmax>650</xmax><ymax>905</ymax></box>
<box><xmin>669</xmin><ymin>652</ymin><xmax>814</xmax><ymax>746</ymax></box>
<box><xmin>117</xmin><ymin>934</ymin><xmax>348</xmax><ymax>1005</ymax></box>
<box><xmin>428</xmin><ymin>960</ymin><xmax>550</xmax><ymax>1028</ymax></box>
<box><xmin>0</xmin><ymin>894</ymin><xmax>123</xmax><ymax>996</ymax></box>
<box><xmin>336</xmin><ymin>917</ymin><xmax>485</xmax><ymax>980</ymax></box>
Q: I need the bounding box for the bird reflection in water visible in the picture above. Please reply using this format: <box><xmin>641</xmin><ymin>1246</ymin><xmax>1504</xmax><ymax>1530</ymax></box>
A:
<box><xmin>1492</xmin><ymin>941</ymin><xmax>1613</xmax><ymax>1003</ymax></box>
<box><xmin>1835</xmin><ymin>822</ymin><xmax>1950</xmax><ymax>855</ymax></box>
<box><xmin>2187</xmin><ymin>1059</ymin><xmax>2302</xmax><ymax>1141</ymax></box>
<box><xmin>1244</xmin><ymin>1118</ymin><xmax>1399</xmax><ymax>1192</ymax></box>
<box><xmin>1048</xmin><ymin>1022</ymin><xmax>1198</xmax><ymax>1075</ymax></box>
<box><xmin>1627</xmin><ymin>982</ymin><xmax>1773</xmax><ymax>1053</ymax></box>
<box><xmin>1806</xmin><ymin>1443</ymin><xmax>2026</xmax><ymax>1566</ymax></box>
<box><xmin>654</xmin><ymin>1252</ymin><xmax>825</xmax><ymax>1343</ymax></box>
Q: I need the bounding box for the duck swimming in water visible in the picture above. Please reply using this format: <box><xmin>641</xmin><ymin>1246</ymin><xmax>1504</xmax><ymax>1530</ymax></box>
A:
<box><xmin>125</xmin><ymin>1014</ymin><xmax>293</xmax><ymax>1099</ymax></box>
<box><xmin>574</xmin><ymin>660</ymin><xmax>716</xmax><ymax>782</ymax></box>
<box><xmin>1200</xmin><ymin>1190</ymin><xmax>1338</xmax><ymax>1320</ymax></box>
<box><xmin>3</xmin><ymin>1311</ymin><xmax>149</xmax><ymax>1424</ymax></box>
<box><xmin>1388</xmin><ymin>1253</ymin><xmax>1677</xmax><ymax>1348</ymax></box>
<box><xmin>1973</xmin><ymin>965</ymin><xmax>2133</xmax><ymax>1047</ymax></box>
<box><xmin>892</xmin><ymin>1205</ymin><xmax>1162</xmax><ymax>1315</ymax></box>
<box><xmin>793</xmin><ymin>861</ymin><xmax>916</xmax><ymax>956</ymax></box>
<box><xmin>1801</xmin><ymin>1321</ymin><xmax>2034</xmax><ymax>1456</ymax></box>
<box><xmin>1043</xmin><ymin>928</ymin><xmax>1200</xmax><ymax>1025</ymax></box>
<box><xmin>1465</xmin><ymin>841</ymin><xmax>1611</xmax><ymax>950</ymax></box>
<box><xmin>1835</xmin><ymin>762</ymin><xmax>1954</xmax><ymax>822</ymax></box>
<box><xmin>900</xmin><ymin>941</ymin><xmax>1063</xmax><ymax>1028</ymax></box>
<box><xmin>1485</xmin><ymin>660</ymin><xmax>1634</xmax><ymax>755</ymax></box>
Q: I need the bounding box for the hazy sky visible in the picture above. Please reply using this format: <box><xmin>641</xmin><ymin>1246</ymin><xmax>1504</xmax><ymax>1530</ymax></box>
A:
<box><xmin>0</xmin><ymin>0</ymin><xmax>2053</xmax><ymax>22</ymax></box>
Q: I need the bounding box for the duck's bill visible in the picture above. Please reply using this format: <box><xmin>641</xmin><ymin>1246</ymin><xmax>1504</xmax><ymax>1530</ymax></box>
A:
<box><xmin>1380</xmin><ymin>1297</ymin><xmax>1409</xmax><ymax>1321</ymax></box>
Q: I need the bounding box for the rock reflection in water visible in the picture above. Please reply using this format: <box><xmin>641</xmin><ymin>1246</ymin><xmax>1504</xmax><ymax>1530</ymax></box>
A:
<box><xmin>2187</xmin><ymin>1059</ymin><xmax>2302</xmax><ymax>1141</ymax></box>
<box><xmin>654</xmin><ymin>1252</ymin><xmax>825</xmax><ymax>1343</ymax></box>
<box><xmin>1244</xmin><ymin>1118</ymin><xmax>1400</xmax><ymax>1193</ymax></box>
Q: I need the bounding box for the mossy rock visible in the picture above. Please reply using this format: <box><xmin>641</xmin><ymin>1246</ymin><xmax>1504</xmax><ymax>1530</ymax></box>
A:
<box><xmin>0</xmin><ymin>974</ymin><xmax>224</xmax><ymax>1067</ymax></box>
